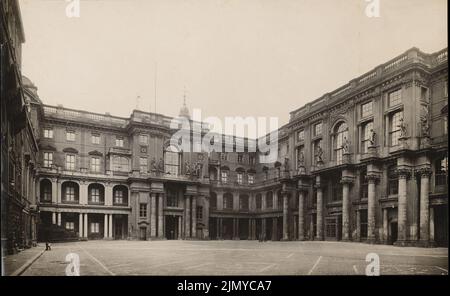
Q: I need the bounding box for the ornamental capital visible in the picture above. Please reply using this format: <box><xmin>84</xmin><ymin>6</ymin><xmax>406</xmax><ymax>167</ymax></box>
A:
<box><xmin>396</xmin><ymin>168</ymin><xmax>412</xmax><ymax>179</ymax></box>
<box><xmin>415</xmin><ymin>167</ymin><xmax>432</xmax><ymax>177</ymax></box>
<box><xmin>366</xmin><ymin>174</ymin><xmax>380</xmax><ymax>183</ymax></box>
<box><xmin>340</xmin><ymin>176</ymin><xmax>355</xmax><ymax>184</ymax></box>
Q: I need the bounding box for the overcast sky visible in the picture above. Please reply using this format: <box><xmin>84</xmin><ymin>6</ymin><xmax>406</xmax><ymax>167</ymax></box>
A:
<box><xmin>19</xmin><ymin>0</ymin><xmax>447</xmax><ymax>136</ymax></box>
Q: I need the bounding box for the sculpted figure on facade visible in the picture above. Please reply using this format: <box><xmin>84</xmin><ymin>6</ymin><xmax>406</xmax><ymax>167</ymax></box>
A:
<box><xmin>368</xmin><ymin>129</ymin><xmax>376</xmax><ymax>146</ymax></box>
<box><xmin>398</xmin><ymin>117</ymin><xmax>408</xmax><ymax>138</ymax></box>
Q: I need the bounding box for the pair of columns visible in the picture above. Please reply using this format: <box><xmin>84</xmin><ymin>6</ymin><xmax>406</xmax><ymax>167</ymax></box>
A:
<box><xmin>103</xmin><ymin>214</ymin><xmax>113</xmax><ymax>239</ymax></box>
<box><xmin>150</xmin><ymin>193</ymin><xmax>164</xmax><ymax>238</ymax></box>
<box><xmin>78</xmin><ymin>213</ymin><xmax>88</xmax><ymax>238</ymax></box>
<box><xmin>184</xmin><ymin>195</ymin><xmax>197</xmax><ymax>239</ymax></box>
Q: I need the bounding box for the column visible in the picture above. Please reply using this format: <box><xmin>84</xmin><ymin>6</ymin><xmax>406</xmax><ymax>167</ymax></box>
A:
<box><xmin>51</xmin><ymin>178</ymin><xmax>58</xmax><ymax>204</ymax></box>
<box><xmin>419</xmin><ymin>169</ymin><xmax>431</xmax><ymax>244</ymax></box>
<box><xmin>282</xmin><ymin>192</ymin><xmax>289</xmax><ymax>240</ymax></box>
<box><xmin>150</xmin><ymin>193</ymin><xmax>157</xmax><ymax>237</ymax></box>
<box><xmin>298</xmin><ymin>191</ymin><xmax>305</xmax><ymax>240</ymax></box>
<box><xmin>158</xmin><ymin>194</ymin><xmax>164</xmax><ymax>238</ymax></box>
<box><xmin>104</xmin><ymin>214</ymin><xmax>108</xmax><ymax>238</ymax></box>
<box><xmin>84</xmin><ymin>213</ymin><xmax>88</xmax><ymax>238</ymax></box>
<box><xmin>272</xmin><ymin>218</ymin><xmax>277</xmax><ymax>241</ymax></box>
<box><xmin>79</xmin><ymin>213</ymin><xmax>83</xmax><ymax>238</ymax></box>
<box><xmin>262</xmin><ymin>219</ymin><xmax>266</xmax><ymax>240</ymax></box>
<box><xmin>178</xmin><ymin>216</ymin><xmax>182</xmax><ymax>239</ymax></box>
<box><xmin>429</xmin><ymin>207</ymin><xmax>435</xmax><ymax>243</ymax></box>
<box><xmin>367</xmin><ymin>175</ymin><xmax>378</xmax><ymax>243</ymax></box>
<box><xmin>185</xmin><ymin>195</ymin><xmax>191</xmax><ymax>238</ymax></box>
<box><xmin>252</xmin><ymin>219</ymin><xmax>256</xmax><ymax>240</ymax></box>
<box><xmin>316</xmin><ymin>185</ymin><xmax>324</xmax><ymax>240</ymax></box>
<box><xmin>396</xmin><ymin>169</ymin><xmax>410</xmax><ymax>244</ymax></box>
<box><xmin>109</xmin><ymin>214</ymin><xmax>113</xmax><ymax>238</ymax></box>
<box><xmin>57</xmin><ymin>180</ymin><xmax>62</xmax><ymax>204</ymax></box>
<box><xmin>219</xmin><ymin>218</ymin><xmax>223</xmax><ymax>239</ymax></box>
<box><xmin>236</xmin><ymin>218</ymin><xmax>239</xmax><ymax>239</ymax></box>
<box><xmin>248</xmin><ymin>219</ymin><xmax>252</xmax><ymax>240</ymax></box>
<box><xmin>232</xmin><ymin>218</ymin><xmax>236</xmax><ymax>239</ymax></box>
<box><xmin>191</xmin><ymin>196</ymin><xmax>197</xmax><ymax>239</ymax></box>
<box><xmin>57</xmin><ymin>212</ymin><xmax>62</xmax><ymax>226</ymax></box>
<box><xmin>356</xmin><ymin>210</ymin><xmax>361</xmax><ymax>242</ymax></box>
<box><xmin>52</xmin><ymin>212</ymin><xmax>56</xmax><ymax>225</ymax></box>
<box><xmin>341</xmin><ymin>181</ymin><xmax>351</xmax><ymax>241</ymax></box>
<box><xmin>382</xmin><ymin>208</ymin><xmax>388</xmax><ymax>243</ymax></box>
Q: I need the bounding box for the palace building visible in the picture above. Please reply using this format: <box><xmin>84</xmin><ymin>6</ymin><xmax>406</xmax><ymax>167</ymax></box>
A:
<box><xmin>17</xmin><ymin>47</ymin><xmax>450</xmax><ymax>248</ymax></box>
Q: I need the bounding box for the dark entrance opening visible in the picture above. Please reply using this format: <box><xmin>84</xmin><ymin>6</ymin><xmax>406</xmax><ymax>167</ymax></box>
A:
<box><xmin>222</xmin><ymin>218</ymin><xmax>233</xmax><ymax>239</ymax></box>
<box><xmin>239</xmin><ymin>219</ymin><xmax>249</xmax><ymax>240</ymax></box>
<box><xmin>389</xmin><ymin>222</ymin><xmax>398</xmax><ymax>245</ymax></box>
<box><xmin>360</xmin><ymin>210</ymin><xmax>368</xmax><ymax>240</ymax></box>
<box><xmin>165</xmin><ymin>215</ymin><xmax>178</xmax><ymax>240</ymax></box>
<box><xmin>139</xmin><ymin>227</ymin><xmax>147</xmax><ymax>240</ymax></box>
<box><xmin>265</xmin><ymin>218</ymin><xmax>273</xmax><ymax>241</ymax></box>
<box><xmin>434</xmin><ymin>205</ymin><xmax>448</xmax><ymax>247</ymax></box>
<box><xmin>209</xmin><ymin>217</ymin><xmax>217</xmax><ymax>239</ymax></box>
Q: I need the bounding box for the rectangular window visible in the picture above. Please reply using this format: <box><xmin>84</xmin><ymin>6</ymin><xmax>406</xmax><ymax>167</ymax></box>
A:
<box><xmin>388</xmin><ymin>89</ymin><xmax>402</xmax><ymax>107</ymax></box>
<box><xmin>139</xmin><ymin>203</ymin><xmax>147</xmax><ymax>218</ymax></box>
<box><xmin>361</xmin><ymin>101</ymin><xmax>373</xmax><ymax>118</ymax></box>
<box><xmin>362</xmin><ymin>121</ymin><xmax>374</xmax><ymax>153</ymax></box>
<box><xmin>249</xmin><ymin>155</ymin><xmax>255</xmax><ymax>165</ymax></box>
<box><xmin>139</xmin><ymin>134</ymin><xmax>148</xmax><ymax>145</ymax></box>
<box><xmin>92</xmin><ymin>134</ymin><xmax>100</xmax><ymax>144</ymax></box>
<box><xmin>65</xmin><ymin>186</ymin><xmax>75</xmax><ymax>202</ymax></box>
<box><xmin>43</xmin><ymin>128</ymin><xmax>53</xmax><ymax>139</ymax></box>
<box><xmin>389</xmin><ymin>111</ymin><xmax>403</xmax><ymax>146</ymax></box>
<box><xmin>256</xmin><ymin>196</ymin><xmax>262</xmax><ymax>210</ymax></box>
<box><xmin>297</xmin><ymin>130</ymin><xmax>305</xmax><ymax>141</ymax></box>
<box><xmin>114</xmin><ymin>190</ymin><xmax>123</xmax><ymax>204</ymax></box>
<box><xmin>115</xmin><ymin>137</ymin><xmax>124</xmax><ymax>147</ymax></box>
<box><xmin>237</xmin><ymin>154</ymin><xmax>243</xmax><ymax>163</ymax></box>
<box><xmin>91</xmin><ymin>188</ymin><xmax>100</xmax><ymax>203</ymax></box>
<box><xmin>196</xmin><ymin>206</ymin><xmax>203</xmax><ymax>221</ymax></box>
<box><xmin>91</xmin><ymin>157</ymin><xmax>100</xmax><ymax>172</ymax></box>
<box><xmin>435</xmin><ymin>157</ymin><xmax>448</xmax><ymax>187</ymax></box>
<box><xmin>65</xmin><ymin>222</ymin><xmax>75</xmax><ymax>230</ymax></box>
<box><xmin>248</xmin><ymin>174</ymin><xmax>254</xmax><ymax>184</ymax></box>
<box><xmin>90</xmin><ymin>222</ymin><xmax>99</xmax><ymax>233</ymax></box>
<box><xmin>314</xmin><ymin>122</ymin><xmax>322</xmax><ymax>137</ymax></box>
<box><xmin>221</xmin><ymin>171</ymin><xmax>228</xmax><ymax>183</ymax></box>
<box><xmin>237</xmin><ymin>173</ymin><xmax>243</xmax><ymax>184</ymax></box>
<box><xmin>140</xmin><ymin>157</ymin><xmax>147</xmax><ymax>173</ymax></box>
<box><xmin>66</xmin><ymin>154</ymin><xmax>76</xmax><ymax>170</ymax></box>
<box><xmin>66</xmin><ymin>130</ymin><xmax>75</xmax><ymax>141</ymax></box>
<box><xmin>43</xmin><ymin>152</ymin><xmax>53</xmax><ymax>168</ymax></box>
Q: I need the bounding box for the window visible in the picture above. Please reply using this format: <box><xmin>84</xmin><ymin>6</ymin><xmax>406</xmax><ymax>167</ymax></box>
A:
<box><xmin>444</xmin><ymin>117</ymin><xmax>448</xmax><ymax>135</ymax></box>
<box><xmin>221</xmin><ymin>171</ymin><xmax>228</xmax><ymax>183</ymax></box>
<box><xmin>115</xmin><ymin>137</ymin><xmax>124</xmax><ymax>147</ymax></box>
<box><xmin>239</xmin><ymin>195</ymin><xmax>249</xmax><ymax>210</ymax></box>
<box><xmin>210</xmin><ymin>193</ymin><xmax>217</xmax><ymax>209</ymax></box>
<box><xmin>113</xmin><ymin>156</ymin><xmax>129</xmax><ymax>172</ymax></box>
<box><xmin>248</xmin><ymin>174</ymin><xmax>254</xmax><ymax>184</ymax></box>
<box><xmin>139</xmin><ymin>134</ymin><xmax>148</xmax><ymax>145</ymax></box>
<box><xmin>435</xmin><ymin>157</ymin><xmax>448</xmax><ymax>186</ymax></box>
<box><xmin>249</xmin><ymin>155</ymin><xmax>255</xmax><ymax>165</ymax></box>
<box><xmin>362</xmin><ymin>121</ymin><xmax>374</xmax><ymax>153</ymax></box>
<box><xmin>139</xmin><ymin>203</ymin><xmax>147</xmax><ymax>218</ymax></box>
<box><xmin>114</xmin><ymin>189</ymin><xmax>124</xmax><ymax>204</ymax></box>
<box><xmin>334</xmin><ymin>122</ymin><xmax>348</xmax><ymax>164</ymax></box>
<box><xmin>66</xmin><ymin>130</ymin><xmax>75</xmax><ymax>141</ymax></box>
<box><xmin>164</xmin><ymin>145</ymin><xmax>179</xmax><ymax>176</ymax></box>
<box><xmin>221</xmin><ymin>153</ymin><xmax>227</xmax><ymax>161</ymax></box>
<box><xmin>237</xmin><ymin>154</ymin><xmax>243</xmax><ymax>163</ymax></box>
<box><xmin>297</xmin><ymin>130</ymin><xmax>305</xmax><ymax>141</ymax></box>
<box><xmin>361</xmin><ymin>101</ymin><xmax>373</xmax><ymax>118</ymax></box>
<box><xmin>263</xmin><ymin>168</ymin><xmax>269</xmax><ymax>181</ymax></box>
<box><xmin>91</xmin><ymin>157</ymin><xmax>100</xmax><ymax>172</ymax></box>
<box><xmin>313</xmin><ymin>139</ymin><xmax>322</xmax><ymax>164</ymax></box>
<box><xmin>360</xmin><ymin>169</ymin><xmax>368</xmax><ymax>199</ymax></box>
<box><xmin>237</xmin><ymin>172</ymin><xmax>243</xmax><ymax>184</ymax></box>
<box><xmin>42</xmin><ymin>181</ymin><xmax>52</xmax><ymax>201</ymax></box>
<box><xmin>43</xmin><ymin>152</ymin><xmax>53</xmax><ymax>168</ymax></box>
<box><xmin>140</xmin><ymin>157</ymin><xmax>147</xmax><ymax>173</ymax></box>
<box><xmin>65</xmin><ymin>186</ymin><xmax>76</xmax><ymax>202</ymax></box>
<box><xmin>92</xmin><ymin>134</ymin><xmax>100</xmax><ymax>144</ymax></box>
<box><xmin>331</xmin><ymin>182</ymin><xmax>343</xmax><ymax>202</ymax></box>
<box><xmin>43</xmin><ymin>128</ymin><xmax>53</xmax><ymax>139</ymax></box>
<box><xmin>90</xmin><ymin>222</ymin><xmax>100</xmax><ymax>233</ymax></box>
<box><xmin>389</xmin><ymin>111</ymin><xmax>403</xmax><ymax>146</ymax></box>
<box><xmin>223</xmin><ymin>193</ymin><xmax>233</xmax><ymax>210</ymax></box>
<box><xmin>90</xmin><ymin>188</ymin><xmax>100</xmax><ymax>203</ymax></box>
<box><xmin>65</xmin><ymin>222</ymin><xmax>75</xmax><ymax>230</ymax></box>
<box><xmin>314</xmin><ymin>122</ymin><xmax>322</xmax><ymax>137</ymax></box>
<box><xmin>388</xmin><ymin>166</ymin><xmax>398</xmax><ymax>195</ymax></box>
<box><xmin>266</xmin><ymin>192</ymin><xmax>273</xmax><ymax>209</ymax></box>
<box><xmin>256</xmin><ymin>194</ymin><xmax>262</xmax><ymax>210</ymax></box>
<box><xmin>66</xmin><ymin>154</ymin><xmax>75</xmax><ymax>170</ymax></box>
<box><xmin>167</xmin><ymin>189</ymin><xmax>178</xmax><ymax>207</ymax></box>
<box><xmin>388</xmin><ymin>89</ymin><xmax>402</xmax><ymax>107</ymax></box>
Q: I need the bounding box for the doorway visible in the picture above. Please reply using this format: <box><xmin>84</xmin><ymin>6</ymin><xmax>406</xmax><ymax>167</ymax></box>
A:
<box><xmin>165</xmin><ymin>215</ymin><xmax>178</xmax><ymax>240</ymax></box>
<box><xmin>389</xmin><ymin>222</ymin><xmax>398</xmax><ymax>245</ymax></box>
<box><xmin>139</xmin><ymin>227</ymin><xmax>147</xmax><ymax>240</ymax></box>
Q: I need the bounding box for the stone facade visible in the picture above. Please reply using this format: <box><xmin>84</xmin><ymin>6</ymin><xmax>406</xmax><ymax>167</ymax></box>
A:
<box><xmin>25</xmin><ymin>47</ymin><xmax>450</xmax><ymax>247</ymax></box>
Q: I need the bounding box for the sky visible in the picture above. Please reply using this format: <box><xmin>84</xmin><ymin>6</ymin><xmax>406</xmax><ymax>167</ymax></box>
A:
<box><xmin>19</xmin><ymin>0</ymin><xmax>447</xmax><ymax>136</ymax></box>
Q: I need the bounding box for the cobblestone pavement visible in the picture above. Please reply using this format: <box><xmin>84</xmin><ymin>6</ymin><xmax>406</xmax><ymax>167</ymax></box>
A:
<box><xmin>15</xmin><ymin>240</ymin><xmax>448</xmax><ymax>276</ymax></box>
<box><xmin>2</xmin><ymin>245</ymin><xmax>45</xmax><ymax>276</ymax></box>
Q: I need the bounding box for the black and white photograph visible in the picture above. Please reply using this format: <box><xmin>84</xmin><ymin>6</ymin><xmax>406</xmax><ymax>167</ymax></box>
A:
<box><xmin>0</xmin><ymin>0</ymin><xmax>448</xmax><ymax>284</ymax></box>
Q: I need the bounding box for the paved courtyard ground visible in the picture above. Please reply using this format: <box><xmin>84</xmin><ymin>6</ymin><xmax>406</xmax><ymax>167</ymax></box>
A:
<box><xmin>7</xmin><ymin>240</ymin><xmax>448</xmax><ymax>276</ymax></box>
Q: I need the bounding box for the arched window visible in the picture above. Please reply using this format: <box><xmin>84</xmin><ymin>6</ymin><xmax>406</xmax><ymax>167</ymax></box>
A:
<box><xmin>40</xmin><ymin>179</ymin><xmax>52</xmax><ymax>202</ymax></box>
<box><xmin>62</xmin><ymin>181</ymin><xmax>79</xmax><ymax>203</ymax></box>
<box><xmin>209</xmin><ymin>166</ymin><xmax>218</xmax><ymax>181</ymax></box>
<box><xmin>221</xmin><ymin>166</ymin><xmax>229</xmax><ymax>183</ymax></box>
<box><xmin>88</xmin><ymin>183</ymin><xmax>105</xmax><ymax>204</ymax></box>
<box><xmin>334</xmin><ymin>122</ymin><xmax>348</xmax><ymax>164</ymax></box>
<box><xmin>113</xmin><ymin>185</ymin><xmax>128</xmax><ymax>205</ymax></box>
<box><xmin>164</xmin><ymin>145</ymin><xmax>180</xmax><ymax>176</ymax></box>
<box><xmin>239</xmin><ymin>194</ymin><xmax>249</xmax><ymax>210</ymax></box>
